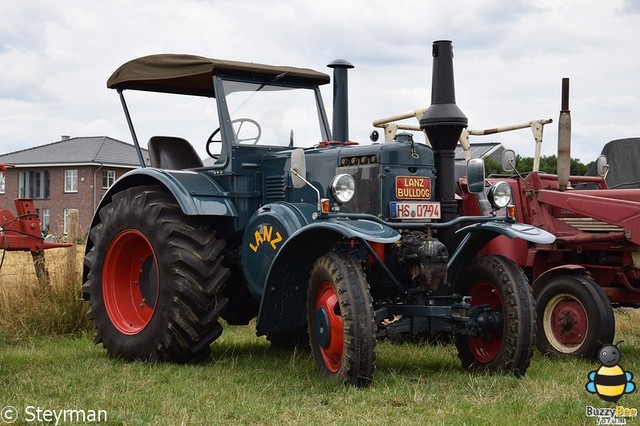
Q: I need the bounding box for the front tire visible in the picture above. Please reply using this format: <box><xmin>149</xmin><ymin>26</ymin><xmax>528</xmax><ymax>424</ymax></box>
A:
<box><xmin>307</xmin><ymin>252</ymin><xmax>376</xmax><ymax>386</ymax></box>
<box><xmin>534</xmin><ymin>274</ymin><xmax>615</xmax><ymax>359</ymax></box>
<box><xmin>83</xmin><ymin>185</ymin><xmax>230</xmax><ymax>362</ymax></box>
<box><xmin>454</xmin><ymin>254</ymin><xmax>536</xmax><ymax>376</ymax></box>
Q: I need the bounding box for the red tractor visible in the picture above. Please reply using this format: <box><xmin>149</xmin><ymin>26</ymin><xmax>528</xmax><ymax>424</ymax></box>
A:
<box><xmin>457</xmin><ymin>157</ymin><xmax>627</xmax><ymax>360</ymax></box>
<box><xmin>463</xmin><ymin>79</ymin><xmax>640</xmax><ymax>359</ymax></box>
<box><xmin>373</xmin><ymin>79</ymin><xmax>639</xmax><ymax>359</ymax></box>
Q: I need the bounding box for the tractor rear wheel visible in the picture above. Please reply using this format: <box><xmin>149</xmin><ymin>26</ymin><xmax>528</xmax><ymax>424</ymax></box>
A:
<box><xmin>455</xmin><ymin>254</ymin><xmax>536</xmax><ymax>376</ymax></box>
<box><xmin>83</xmin><ymin>185</ymin><xmax>229</xmax><ymax>362</ymax></box>
<box><xmin>307</xmin><ymin>252</ymin><xmax>376</xmax><ymax>387</ymax></box>
<box><xmin>534</xmin><ymin>274</ymin><xmax>614</xmax><ymax>359</ymax></box>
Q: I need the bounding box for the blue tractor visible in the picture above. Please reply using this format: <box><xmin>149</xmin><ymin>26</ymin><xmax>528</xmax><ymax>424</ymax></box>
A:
<box><xmin>83</xmin><ymin>40</ymin><xmax>554</xmax><ymax>386</ymax></box>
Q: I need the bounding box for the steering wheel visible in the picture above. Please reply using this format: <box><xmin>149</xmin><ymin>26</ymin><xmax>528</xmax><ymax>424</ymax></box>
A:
<box><xmin>206</xmin><ymin>118</ymin><xmax>262</xmax><ymax>158</ymax></box>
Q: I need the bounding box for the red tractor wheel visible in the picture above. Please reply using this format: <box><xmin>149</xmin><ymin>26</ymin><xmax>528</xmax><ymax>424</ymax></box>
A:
<box><xmin>307</xmin><ymin>252</ymin><xmax>376</xmax><ymax>386</ymax></box>
<box><xmin>84</xmin><ymin>185</ymin><xmax>230</xmax><ymax>362</ymax></box>
<box><xmin>534</xmin><ymin>274</ymin><xmax>615</xmax><ymax>359</ymax></box>
<box><xmin>102</xmin><ymin>229</ymin><xmax>158</xmax><ymax>335</ymax></box>
<box><xmin>455</xmin><ymin>255</ymin><xmax>536</xmax><ymax>376</ymax></box>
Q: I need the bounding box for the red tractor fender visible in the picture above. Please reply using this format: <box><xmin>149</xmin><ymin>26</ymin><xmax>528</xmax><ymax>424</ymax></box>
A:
<box><xmin>531</xmin><ymin>264</ymin><xmax>587</xmax><ymax>297</ymax></box>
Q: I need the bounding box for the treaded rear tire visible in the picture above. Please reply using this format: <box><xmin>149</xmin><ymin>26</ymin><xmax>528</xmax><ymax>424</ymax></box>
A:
<box><xmin>83</xmin><ymin>185</ymin><xmax>229</xmax><ymax>362</ymax></box>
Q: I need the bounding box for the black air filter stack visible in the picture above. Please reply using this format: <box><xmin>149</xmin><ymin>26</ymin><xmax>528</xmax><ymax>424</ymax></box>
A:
<box><xmin>328</xmin><ymin>59</ymin><xmax>354</xmax><ymax>143</ymax></box>
<box><xmin>420</xmin><ymin>40</ymin><xmax>468</xmax><ymax>250</ymax></box>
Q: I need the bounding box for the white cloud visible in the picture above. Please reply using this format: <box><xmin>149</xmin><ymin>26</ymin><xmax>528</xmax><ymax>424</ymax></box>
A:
<box><xmin>0</xmin><ymin>0</ymin><xmax>638</xmax><ymax>163</ymax></box>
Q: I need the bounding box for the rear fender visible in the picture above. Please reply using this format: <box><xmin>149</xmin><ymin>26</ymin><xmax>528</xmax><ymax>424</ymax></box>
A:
<box><xmin>255</xmin><ymin>219</ymin><xmax>399</xmax><ymax>336</ymax></box>
<box><xmin>94</xmin><ymin>168</ymin><xmax>237</xmax><ymax>220</ymax></box>
<box><xmin>83</xmin><ymin>168</ymin><xmax>237</xmax><ymax>282</ymax></box>
<box><xmin>448</xmin><ymin>221</ymin><xmax>555</xmax><ymax>288</ymax></box>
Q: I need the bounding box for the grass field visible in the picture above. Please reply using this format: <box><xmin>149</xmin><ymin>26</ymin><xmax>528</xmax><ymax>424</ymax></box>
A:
<box><xmin>1</xmin><ymin>249</ymin><xmax>639</xmax><ymax>425</ymax></box>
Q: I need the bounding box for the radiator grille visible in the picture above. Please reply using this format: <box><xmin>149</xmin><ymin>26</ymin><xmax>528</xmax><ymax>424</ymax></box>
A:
<box><xmin>338</xmin><ymin>164</ymin><xmax>380</xmax><ymax>215</ymax></box>
<box><xmin>558</xmin><ymin>217</ymin><xmax>624</xmax><ymax>232</ymax></box>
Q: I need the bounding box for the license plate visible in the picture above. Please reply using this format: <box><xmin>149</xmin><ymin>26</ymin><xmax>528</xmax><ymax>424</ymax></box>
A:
<box><xmin>390</xmin><ymin>201</ymin><xmax>441</xmax><ymax>220</ymax></box>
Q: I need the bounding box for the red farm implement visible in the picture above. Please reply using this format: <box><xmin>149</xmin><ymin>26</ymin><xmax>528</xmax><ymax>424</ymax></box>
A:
<box><xmin>1</xmin><ymin>164</ymin><xmax>71</xmax><ymax>288</ymax></box>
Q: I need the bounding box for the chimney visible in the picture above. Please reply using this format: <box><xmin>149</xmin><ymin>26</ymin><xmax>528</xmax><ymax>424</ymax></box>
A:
<box><xmin>420</xmin><ymin>40</ymin><xmax>468</xmax><ymax>250</ymax></box>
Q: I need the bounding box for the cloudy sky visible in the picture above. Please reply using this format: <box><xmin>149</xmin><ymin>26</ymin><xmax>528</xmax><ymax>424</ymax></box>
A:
<box><xmin>2</xmin><ymin>0</ymin><xmax>639</xmax><ymax>163</ymax></box>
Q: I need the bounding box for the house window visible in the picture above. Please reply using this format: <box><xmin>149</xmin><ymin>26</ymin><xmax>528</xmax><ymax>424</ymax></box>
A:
<box><xmin>65</xmin><ymin>169</ymin><xmax>78</xmax><ymax>193</ymax></box>
<box><xmin>41</xmin><ymin>208</ymin><xmax>50</xmax><ymax>233</ymax></box>
<box><xmin>0</xmin><ymin>171</ymin><xmax>5</xmax><ymax>194</ymax></box>
<box><xmin>63</xmin><ymin>208</ymin><xmax>69</xmax><ymax>234</ymax></box>
<box><xmin>18</xmin><ymin>170</ymin><xmax>50</xmax><ymax>199</ymax></box>
<box><xmin>103</xmin><ymin>170</ymin><xmax>116</xmax><ymax>189</ymax></box>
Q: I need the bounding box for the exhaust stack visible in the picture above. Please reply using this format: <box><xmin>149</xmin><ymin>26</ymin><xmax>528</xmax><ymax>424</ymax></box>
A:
<box><xmin>420</xmin><ymin>40</ymin><xmax>468</xmax><ymax>249</ymax></box>
<box><xmin>328</xmin><ymin>59</ymin><xmax>354</xmax><ymax>143</ymax></box>
<box><xmin>557</xmin><ymin>78</ymin><xmax>572</xmax><ymax>191</ymax></box>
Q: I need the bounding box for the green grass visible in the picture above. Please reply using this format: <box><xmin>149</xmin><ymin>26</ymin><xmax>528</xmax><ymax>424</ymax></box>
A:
<box><xmin>1</xmin><ymin>250</ymin><xmax>639</xmax><ymax>425</ymax></box>
<box><xmin>0</xmin><ymin>249</ymin><xmax>90</xmax><ymax>344</ymax></box>
<box><xmin>1</xmin><ymin>311</ymin><xmax>639</xmax><ymax>425</ymax></box>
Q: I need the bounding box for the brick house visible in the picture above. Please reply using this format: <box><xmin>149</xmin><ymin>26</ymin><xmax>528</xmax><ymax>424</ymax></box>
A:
<box><xmin>0</xmin><ymin>136</ymin><xmax>149</xmax><ymax>237</ymax></box>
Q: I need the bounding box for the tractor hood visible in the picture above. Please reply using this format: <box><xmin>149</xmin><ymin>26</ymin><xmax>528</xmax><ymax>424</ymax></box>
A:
<box><xmin>107</xmin><ymin>54</ymin><xmax>330</xmax><ymax>97</ymax></box>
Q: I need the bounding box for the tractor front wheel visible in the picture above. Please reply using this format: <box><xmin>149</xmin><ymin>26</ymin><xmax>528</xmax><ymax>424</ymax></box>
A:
<box><xmin>534</xmin><ymin>274</ymin><xmax>614</xmax><ymax>359</ymax></box>
<box><xmin>455</xmin><ymin>254</ymin><xmax>536</xmax><ymax>376</ymax></box>
<box><xmin>307</xmin><ymin>252</ymin><xmax>376</xmax><ymax>386</ymax></box>
<box><xmin>83</xmin><ymin>185</ymin><xmax>230</xmax><ymax>362</ymax></box>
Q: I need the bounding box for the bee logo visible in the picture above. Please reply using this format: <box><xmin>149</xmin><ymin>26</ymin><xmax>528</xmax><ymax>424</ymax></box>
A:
<box><xmin>586</xmin><ymin>342</ymin><xmax>636</xmax><ymax>404</ymax></box>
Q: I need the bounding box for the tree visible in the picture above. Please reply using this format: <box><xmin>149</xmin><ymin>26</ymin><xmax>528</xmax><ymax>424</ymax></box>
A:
<box><xmin>483</xmin><ymin>156</ymin><xmax>503</xmax><ymax>176</ymax></box>
<box><xmin>483</xmin><ymin>154</ymin><xmax>593</xmax><ymax>175</ymax></box>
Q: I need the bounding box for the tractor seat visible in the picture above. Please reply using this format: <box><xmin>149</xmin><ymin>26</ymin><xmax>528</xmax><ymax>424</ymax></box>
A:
<box><xmin>148</xmin><ymin>136</ymin><xmax>204</xmax><ymax>169</ymax></box>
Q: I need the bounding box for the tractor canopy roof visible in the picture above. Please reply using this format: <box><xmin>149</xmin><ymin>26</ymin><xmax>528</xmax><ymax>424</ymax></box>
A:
<box><xmin>107</xmin><ymin>54</ymin><xmax>331</xmax><ymax>97</ymax></box>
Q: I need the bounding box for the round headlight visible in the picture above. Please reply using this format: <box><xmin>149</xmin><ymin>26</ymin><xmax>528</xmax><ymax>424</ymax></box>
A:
<box><xmin>488</xmin><ymin>181</ymin><xmax>512</xmax><ymax>209</ymax></box>
<box><xmin>330</xmin><ymin>174</ymin><xmax>355</xmax><ymax>203</ymax></box>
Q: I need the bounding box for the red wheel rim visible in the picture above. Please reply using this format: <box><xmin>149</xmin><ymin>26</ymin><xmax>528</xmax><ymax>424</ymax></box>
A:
<box><xmin>315</xmin><ymin>281</ymin><xmax>343</xmax><ymax>373</ymax></box>
<box><xmin>103</xmin><ymin>229</ymin><xmax>159</xmax><ymax>335</ymax></box>
<box><xmin>544</xmin><ymin>294</ymin><xmax>588</xmax><ymax>351</ymax></box>
<box><xmin>467</xmin><ymin>279</ymin><xmax>503</xmax><ymax>363</ymax></box>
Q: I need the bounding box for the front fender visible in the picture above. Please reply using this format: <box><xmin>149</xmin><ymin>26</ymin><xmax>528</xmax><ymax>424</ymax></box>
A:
<box><xmin>299</xmin><ymin>218</ymin><xmax>401</xmax><ymax>243</ymax></box>
<box><xmin>255</xmin><ymin>218</ymin><xmax>399</xmax><ymax>336</ymax></box>
<box><xmin>458</xmin><ymin>221</ymin><xmax>556</xmax><ymax>245</ymax></box>
<box><xmin>448</xmin><ymin>221</ymin><xmax>555</xmax><ymax>288</ymax></box>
